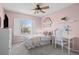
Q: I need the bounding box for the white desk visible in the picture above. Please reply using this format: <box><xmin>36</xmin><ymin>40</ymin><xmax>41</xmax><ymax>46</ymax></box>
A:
<box><xmin>64</xmin><ymin>33</ymin><xmax>75</xmax><ymax>54</ymax></box>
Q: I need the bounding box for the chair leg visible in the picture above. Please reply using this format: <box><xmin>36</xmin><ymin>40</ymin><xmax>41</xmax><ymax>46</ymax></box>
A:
<box><xmin>62</xmin><ymin>45</ymin><xmax>64</xmax><ymax>52</ymax></box>
<box><xmin>55</xmin><ymin>41</ymin><xmax>57</xmax><ymax>48</ymax></box>
<box><xmin>61</xmin><ymin>42</ymin><xmax>64</xmax><ymax>52</ymax></box>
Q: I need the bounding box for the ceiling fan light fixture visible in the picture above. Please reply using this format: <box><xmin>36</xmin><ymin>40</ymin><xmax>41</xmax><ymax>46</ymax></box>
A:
<box><xmin>32</xmin><ymin>3</ymin><xmax>49</xmax><ymax>14</ymax></box>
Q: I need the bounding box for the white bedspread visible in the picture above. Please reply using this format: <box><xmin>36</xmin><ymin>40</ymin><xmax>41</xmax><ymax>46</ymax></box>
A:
<box><xmin>23</xmin><ymin>34</ymin><xmax>50</xmax><ymax>49</ymax></box>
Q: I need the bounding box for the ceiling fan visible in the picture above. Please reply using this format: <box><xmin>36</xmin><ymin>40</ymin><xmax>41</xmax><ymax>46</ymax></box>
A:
<box><xmin>32</xmin><ymin>3</ymin><xmax>49</xmax><ymax>14</ymax></box>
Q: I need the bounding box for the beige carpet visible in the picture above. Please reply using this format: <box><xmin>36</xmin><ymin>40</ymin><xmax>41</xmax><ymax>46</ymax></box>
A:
<box><xmin>11</xmin><ymin>42</ymin><xmax>79</xmax><ymax>55</ymax></box>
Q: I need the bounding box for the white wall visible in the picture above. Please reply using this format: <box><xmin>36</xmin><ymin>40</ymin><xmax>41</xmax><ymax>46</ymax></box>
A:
<box><xmin>0</xmin><ymin>28</ymin><xmax>12</xmax><ymax>55</ymax></box>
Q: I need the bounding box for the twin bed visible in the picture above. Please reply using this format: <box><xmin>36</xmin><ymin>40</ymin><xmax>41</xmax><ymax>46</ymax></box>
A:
<box><xmin>23</xmin><ymin>34</ymin><xmax>51</xmax><ymax>49</ymax></box>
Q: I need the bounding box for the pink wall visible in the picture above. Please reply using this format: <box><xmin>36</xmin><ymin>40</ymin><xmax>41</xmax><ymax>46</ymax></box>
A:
<box><xmin>4</xmin><ymin>3</ymin><xmax>79</xmax><ymax>45</ymax></box>
<box><xmin>41</xmin><ymin>4</ymin><xmax>79</xmax><ymax>51</ymax></box>
<box><xmin>5</xmin><ymin>10</ymin><xmax>41</xmax><ymax>44</ymax></box>
<box><xmin>5</xmin><ymin>10</ymin><xmax>41</xmax><ymax>29</ymax></box>
<box><xmin>41</xmin><ymin>3</ymin><xmax>79</xmax><ymax>38</ymax></box>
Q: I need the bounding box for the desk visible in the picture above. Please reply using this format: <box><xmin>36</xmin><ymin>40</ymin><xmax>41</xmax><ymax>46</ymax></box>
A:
<box><xmin>64</xmin><ymin>34</ymin><xmax>75</xmax><ymax>54</ymax></box>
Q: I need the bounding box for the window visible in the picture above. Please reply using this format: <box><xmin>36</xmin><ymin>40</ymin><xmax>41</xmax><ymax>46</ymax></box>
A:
<box><xmin>20</xmin><ymin>19</ymin><xmax>32</xmax><ymax>34</ymax></box>
<box><xmin>14</xmin><ymin>18</ymin><xmax>32</xmax><ymax>36</ymax></box>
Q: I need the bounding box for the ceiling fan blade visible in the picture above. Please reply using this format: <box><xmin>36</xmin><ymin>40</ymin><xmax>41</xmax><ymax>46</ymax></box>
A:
<box><xmin>40</xmin><ymin>10</ymin><xmax>45</xmax><ymax>13</ymax></box>
<box><xmin>37</xmin><ymin>11</ymin><xmax>39</xmax><ymax>14</ymax></box>
<box><xmin>32</xmin><ymin>8</ymin><xmax>39</xmax><ymax>10</ymax></box>
<box><xmin>32</xmin><ymin>8</ymin><xmax>37</xmax><ymax>10</ymax></box>
<box><xmin>34</xmin><ymin>10</ymin><xmax>37</xmax><ymax>14</ymax></box>
<box><xmin>41</xmin><ymin>6</ymin><xmax>49</xmax><ymax>10</ymax></box>
<box><xmin>34</xmin><ymin>10</ymin><xmax>39</xmax><ymax>14</ymax></box>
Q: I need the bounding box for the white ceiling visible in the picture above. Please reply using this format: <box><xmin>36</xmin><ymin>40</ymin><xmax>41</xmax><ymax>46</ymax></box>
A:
<box><xmin>1</xmin><ymin>3</ymin><xmax>73</xmax><ymax>17</ymax></box>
